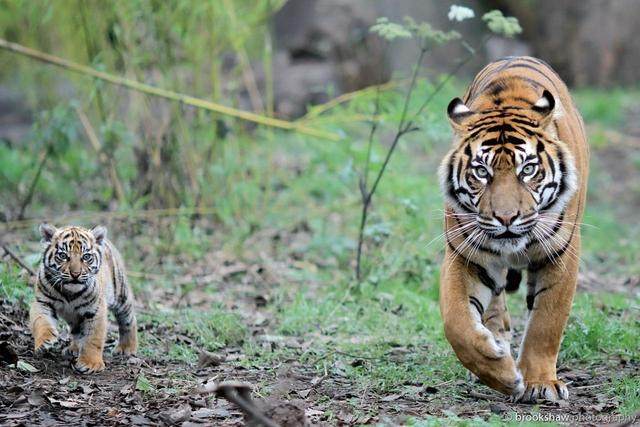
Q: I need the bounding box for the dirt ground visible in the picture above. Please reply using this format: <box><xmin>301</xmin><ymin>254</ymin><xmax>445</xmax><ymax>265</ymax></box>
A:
<box><xmin>1</xmin><ymin>240</ymin><xmax>637</xmax><ymax>426</ymax></box>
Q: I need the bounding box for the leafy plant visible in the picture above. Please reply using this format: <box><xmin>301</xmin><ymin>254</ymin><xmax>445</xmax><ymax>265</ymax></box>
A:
<box><xmin>354</xmin><ymin>6</ymin><xmax>522</xmax><ymax>281</ymax></box>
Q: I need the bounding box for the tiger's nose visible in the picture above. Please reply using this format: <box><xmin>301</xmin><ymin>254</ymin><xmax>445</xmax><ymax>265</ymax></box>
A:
<box><xmin>494</xmin><ymin>210</ymin><xmax>519</xmax><ymax>225</ymax></box>
<box><xmin>70</xmin><ymin>271</ymin><xmax>81</xmax><ymax>279</ymax></box>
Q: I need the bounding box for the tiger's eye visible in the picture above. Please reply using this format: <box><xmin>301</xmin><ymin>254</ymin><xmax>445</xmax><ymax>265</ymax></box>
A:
<box><xmin>82</xmin><ymin>253</ymin><xmax>93</xmax><ymax>262</ymax></box>
<box><xmin>522</xmin><ymin>164</ymin><xmax>536</xmax><ymax>176</ymax></box>
<box><xmin>57</xmin><ymin>252</ymin><xmax>68</xmax><ymax>260</ymax></box>
<box><xmin>475</xmin><ymin>166</ymin><xmax>489</xmax><ymax>178</ymax></box>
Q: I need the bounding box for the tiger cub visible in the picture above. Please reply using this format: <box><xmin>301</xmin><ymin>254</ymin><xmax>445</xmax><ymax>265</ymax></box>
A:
<box><xmin>439</xmin><ymin>57</ymin><xmax>588</xmax><ymax>402</ymax></box>
<box><xmin>30</xmin><ymin>224</ymin><xmax>138</xmax><ymax>373</ymax></box>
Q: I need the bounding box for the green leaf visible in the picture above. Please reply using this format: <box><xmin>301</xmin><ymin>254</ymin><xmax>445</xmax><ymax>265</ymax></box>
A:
<box><xmin>136</xmin><ymin>373</ymin><xmax>153</xmax><ymax>393</ymax></box>
<box><xmin>370</xmin><ymin>17</ymin><xmax>412</xmax><ymax>41</ymax></box>
<box><xmin>482</xmin><ymin>10</ymin><xmax>522</xmax><ymax>38</ymax></box>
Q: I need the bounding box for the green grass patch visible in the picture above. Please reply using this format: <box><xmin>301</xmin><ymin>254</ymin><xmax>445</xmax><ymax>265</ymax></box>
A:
<box><xmin>562</xmin><ymin>293</ymin><xmax>640</xmax><ymax>362</ymax></box>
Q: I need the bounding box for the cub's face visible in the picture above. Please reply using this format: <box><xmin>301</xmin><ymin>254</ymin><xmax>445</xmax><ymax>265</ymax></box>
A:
<box><xmin>440</xmin><ymin>91</ymin><xmax>577</xmax><ymax>254</ymax></box>
<box><xmin>40</xmin><ymin>224</ymin><xmax>106</xmax><ymax>286</ymax></box>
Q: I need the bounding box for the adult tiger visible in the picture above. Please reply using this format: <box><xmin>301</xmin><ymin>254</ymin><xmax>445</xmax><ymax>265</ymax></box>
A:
<box><xmin>30</xmin><ymin>224</ymin><xmax>137</xmax><ymax>373</ymax></box>
<box><xmin>438</xmin><ymin>56</ymin><xmax>588</xmax><ymax>402</ymax></box>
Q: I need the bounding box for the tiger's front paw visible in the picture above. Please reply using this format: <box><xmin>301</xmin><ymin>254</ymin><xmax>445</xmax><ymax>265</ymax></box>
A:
<box><xmin>74</xmin><ymin>354</ymin><xmax>105</xmax><ymax>374</ymax></box>
<box><xmin>515</xmin><ymin>379</ymin><xmax>568</xmax><ymax>403</ymax></box>
<box><xmin>34</xmin><ymin>329</ymin><xmax>59</xmax><ymax>354</ymax></box>
<box><xmin>470</xmin><ymin>326</ymin><xmax>509</xmax><ymax>360</ymax></box>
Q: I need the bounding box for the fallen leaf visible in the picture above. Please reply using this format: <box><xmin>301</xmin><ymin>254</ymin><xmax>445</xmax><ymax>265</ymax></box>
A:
<box><xmin>197</xmin><ymin>350</ymin><xmax>225</xmax><ymax>368</ymax></box>
<box><xmin>16</xmin><ymin>360</ymin><xmax>39</xmax><ymax>372</ymax></box>
<box><xmin>28</xmin><ymin>390</ymin><xmax>48</xmax><ymax>407</ymax></box>
<box><xmin>381</xmin><ymin>394</ymin><xmax>402</xmax><ymax>402</ymax></box>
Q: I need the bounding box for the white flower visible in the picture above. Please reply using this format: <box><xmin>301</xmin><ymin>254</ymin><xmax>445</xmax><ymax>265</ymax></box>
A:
<box><xmin>448</xmin><ymin>5</ymin><xmax>475</xmax><ymax>22</ymax></box>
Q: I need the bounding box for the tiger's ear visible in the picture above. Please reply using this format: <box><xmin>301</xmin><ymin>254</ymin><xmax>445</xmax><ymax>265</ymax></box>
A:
<box><xmin>532</xmin><ymin>90</ymin><xmax>555</xmax><ymax>126</ymax></box>
<box><xmin>39</xmin><ymin>223</ymin><xmax>57</xmax><ymax>243</ymax></box>
<box><xmin>447</xmin><ymin>98</ymin><xmax>475</xmax><ymax>132</ymax></box>
<box><xmin>91</xmin><ymin>225</ymin><xmax>107</xmax><ymax>246</ymax></box>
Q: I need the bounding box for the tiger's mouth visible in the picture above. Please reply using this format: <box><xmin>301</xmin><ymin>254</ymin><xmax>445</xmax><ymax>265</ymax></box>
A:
<box><xmin>491</xmin><ymin>230</ymin><xmax>523</xmax><ymax>239</ymax></box>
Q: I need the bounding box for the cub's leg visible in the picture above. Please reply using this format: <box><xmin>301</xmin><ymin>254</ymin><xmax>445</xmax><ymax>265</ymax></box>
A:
<box><xmin>111</xmin><ymin>291</ymin><xmax>138</xmax><ymax>355</ymax></box>
<box><xmin>440</xmin><ymin>253</ymin><xmax>524</xmax><ymax>397</ymax></box>
<box><xmin>63</xmin><ymin>339</ymin><xmax>80</xmax><ymax>358</ymax></box>
<box><xmin>29</xmin><ymin>300</ymin><xmax>59</xmax><ymax>352</ymax></box>
<box><xmin>517</xmin><ymin>249</ymin><xmax>579</xmax><ymax>402</ymax></box>
<box><xmin>73</xmin><ymin>305</ymin><xmax>107</xmax><ymax>374</ymax></box>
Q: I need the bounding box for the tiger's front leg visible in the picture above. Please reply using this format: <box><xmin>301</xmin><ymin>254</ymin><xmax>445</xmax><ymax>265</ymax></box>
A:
<box><xmin>440</xmin><ymin>253</ymin><xmax>524</xmax><ymax>397</ymax></box>
<box><xmin>517</xmin><ymin>249</ymin><xmax>579</xmax><ymax>402</ymax></box>
<box><xmin>73</xmin><ymin>305</ymin><xmax>107</xmax><ymax>374</ymax></box>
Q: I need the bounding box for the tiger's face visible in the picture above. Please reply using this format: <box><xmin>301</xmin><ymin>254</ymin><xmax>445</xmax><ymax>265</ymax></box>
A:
<box><xmin>440</xmin><ymin>90</ymin><xmax>577</xmax><ymax>254</ymax></box>
<box><xmin>40</xmin><ymin>224</ymin><xmax>107</xmax><ymax>287</ymax></box>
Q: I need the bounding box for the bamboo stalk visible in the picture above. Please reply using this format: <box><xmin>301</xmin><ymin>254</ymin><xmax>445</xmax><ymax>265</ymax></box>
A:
<box><xmin>74</xmin><ymin>106</ymin><xmax>127</xmax><ymax>204</ymax></box>
<box><xmin>0</xmin><ymin>38</ymin><xmax>340</xmax><ymax>141</ymax></box>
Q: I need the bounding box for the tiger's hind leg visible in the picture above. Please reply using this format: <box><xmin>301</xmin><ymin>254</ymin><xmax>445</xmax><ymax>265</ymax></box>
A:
<box><xmin>29</xmin><ymin>300</ymin><xmax>59</xmax><ymax>353</ymax></box>
<box><xmin>516</xmin><ymin>251</ymin><xmax>578</xmax><ymax>403</ymax></box>
<box><xmin>111</xmin><ymin>289</ymin><xmax>138</xmax><ymax>356</ymax></box>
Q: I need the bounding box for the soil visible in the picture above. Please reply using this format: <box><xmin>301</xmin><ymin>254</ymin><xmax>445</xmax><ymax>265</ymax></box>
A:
<box><xmin>1</xmin><ymin>231</ymin><xmax>638</xmax><ymax>427</ymax></box>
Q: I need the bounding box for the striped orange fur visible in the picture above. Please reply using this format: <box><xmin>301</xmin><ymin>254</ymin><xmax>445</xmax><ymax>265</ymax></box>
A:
<box><xmin>30</xmin><ymin>224</ymin><xmax>137</xmax><ymax>373</ymax></box>
<box><xmin>438</xmin><ymin>56</ymin><xmax>589</xmax><ymax>402</ymax></box>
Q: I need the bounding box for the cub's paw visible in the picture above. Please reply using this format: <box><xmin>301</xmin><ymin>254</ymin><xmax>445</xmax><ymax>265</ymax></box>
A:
<box><xmin>515</xmin><ymin>379</ymin><xmax>568</xmax><ymax>403</ymax></box>
<box><xmin>62</xmin><ymin>341</ymin><xmax>80</xmax><ymax>358</ymax></box>
<box><xmin>73</xmin><ymin>355</ymin><xmax>105</xmax><ymax>374</ymax></box>
<box><xmin>114</xmin><ymin>340</ymin><xmax>137</xmax><ymax>356</ymax></box>
<box><xmin>34</xmin><ymin>331</ymin><xmax>59</xmax><ymax>354</ymax></box>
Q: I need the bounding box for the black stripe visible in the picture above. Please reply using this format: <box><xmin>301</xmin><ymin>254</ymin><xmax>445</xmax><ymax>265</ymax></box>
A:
<box><xmin>469</xmin><ymin>296</ymin><xmax>484</xmax><ymax>316</ymax></box>
<box><xmin>505</xmin><ymin>269</ymin><xmax>521</xmax><ymax>293</ymax></box>
<box><xmin>471</xmin><ymin>262</ymin><xmax>497</xmax><ymax>293</ymax></box>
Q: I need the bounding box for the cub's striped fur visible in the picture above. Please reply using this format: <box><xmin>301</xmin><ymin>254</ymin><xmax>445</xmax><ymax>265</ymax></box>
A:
<box><xmin>30</xmin><ymin>224</ymin><xmax>137</xmax><ymax>373</ymax></box>
<box><xmin>438</xmin><ymin>57</ymin><xmax>588</xmax><ymax>402</ymax></box>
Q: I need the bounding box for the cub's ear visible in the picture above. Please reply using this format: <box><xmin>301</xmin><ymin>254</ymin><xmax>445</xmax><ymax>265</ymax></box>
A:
<box><xmin>39</xmin><ymin>223</ymin><xmax>57</xmax><ymax>243</ymax></box>
<box><xmin>447</xmin><ymin>98</ymin><xmax>475</xmax><ymax>132</ymax></box>
<box><xmin>91</xmin><ymin>225</ymin><xmax>107</xmax><ymax>246</ymax></box>
<box><xmin>532</xmin><ymin>90</ymin><xmax>555</xmax><ymax>125</ymax></box>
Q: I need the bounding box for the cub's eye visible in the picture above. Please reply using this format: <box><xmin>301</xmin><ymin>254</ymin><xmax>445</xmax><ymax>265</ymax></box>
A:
<box><xmin>521</xmin><ymin>164</ymin><xmax>537</xmax><ymax>176</ymax></box>
<box><xmin>82</xmin><ymin>253</ymin><xmax>93</xmax><ymax>262</ymax></box>
<box><xmin>57</xmin><ymin>252</ymin><xmax>68</xmax><ymax>260</ymax></box>
<box><xmin>475</xmin><ymin>166</ymin><xmax>489</xmax><ymax>178</ymax></box>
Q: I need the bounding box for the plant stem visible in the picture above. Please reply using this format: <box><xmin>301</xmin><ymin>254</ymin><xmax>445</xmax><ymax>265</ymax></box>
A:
<box><xmin>355</xmin><ymin>47</ymin><xmax>427</xmax><ymax>281</ymax></box>
<box><xmin>355</xmin><ymin>35</ymin><xmax>482</xmax><ymax>281</ymax></box>
<box><xmin>17</xmin><ymin>147</ymin><xmax>50</xmax><ymax>220</ymax></box>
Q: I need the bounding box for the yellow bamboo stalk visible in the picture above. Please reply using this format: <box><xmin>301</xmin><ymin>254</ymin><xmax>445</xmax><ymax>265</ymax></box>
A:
<box><xmin>300</xmin><ymin>79</ymin><xmax>407</xmax><ymax>121</ymax></box>
<box><xmin>0</xmin><ymin>38</ymin><xmax>340</xmax><ymax>141</ymax></box>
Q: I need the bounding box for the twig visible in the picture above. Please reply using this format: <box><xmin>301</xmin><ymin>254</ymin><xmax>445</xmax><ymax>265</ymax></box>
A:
<box><xmin>1</xmin><ymin>242</ymin><xmax>36</xmax><ymax>277</ymax></box>
<box><xmin>354</xmin><ymin>35</ymin><xmax>483</xmax><ymax>281</ymax></box>
<box><xmin>200</xmin><ymin>382</ymin><xmax>278</xmax><ymax>427</ymax></box>
<box><xmin>74</xmin><ymin>106</ymin><xmax>126</xmax><ymax>204</ymax></box>
<box><xmin>0</xmin><ymin>38</ymin><xmax>339</xmax><ymax>141</ymax></box>
<box><xmin>354</xmin><ymin>47</ymin><xmax>427</xmax><ymax>281</ymax></box>
<box><xmin>355</xmin><ymin>87</ymin><xmax>382</xmax><ymax>281</ymax></box>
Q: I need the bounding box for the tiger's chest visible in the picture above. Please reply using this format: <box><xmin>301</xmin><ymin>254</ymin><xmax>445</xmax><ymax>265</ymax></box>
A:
<box><xmin>45</xmin><ymin>280</ymin><xmax>103</xmax><ymax>327</ymax></box>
